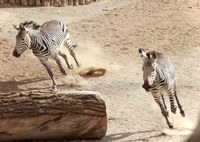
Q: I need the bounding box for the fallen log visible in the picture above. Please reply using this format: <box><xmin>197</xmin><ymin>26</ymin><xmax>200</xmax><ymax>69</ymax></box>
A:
<box><xmin>186</xmin><ymin>115</ymin><xmax>200</xmax><ymax>142</ymax></box>
<box><xmin>0</xmin><ymin>90</ymin><xmax>107</xmax><ymax>141</ymax></box>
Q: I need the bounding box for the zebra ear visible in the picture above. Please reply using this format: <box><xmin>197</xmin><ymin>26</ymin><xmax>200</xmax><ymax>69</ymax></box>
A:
<box><xmin>19</xmin><ymin>23</ymin><xmax>25</xmax><ymax>30</ymax></box>
<box><xmin>139</xmin><ymin>48</ymin><xmax>147</xmax><ymax>58</ymax></box>
<box><xmin>151</xmin><ymin>50</ymin><xmax>158</xmax><ymax>60</ymax></box>
<box><xmin>13</xmin><ymin>24</ymin><xmax>20</xmax><ymax>30</ymax></box>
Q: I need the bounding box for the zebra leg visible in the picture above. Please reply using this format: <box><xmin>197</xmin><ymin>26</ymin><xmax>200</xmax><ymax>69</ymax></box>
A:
<box><xmin>58</xmin><ymin>50</ymin><xmax>73</xmax><ymax>69</ymax></box>
<box><xmin>40</xmin><ymin>60</ymin><xmax>57</xmax><ymax>90</ymax></box>
<box><xmin>174</xmin><ymin>89</ymin><xmax>185</xmax><ymax>117</ymax></box>
<box><xmin>54</xmin><ymin>55</ymin><xmax>68</xmax><ymax>75</ymax></box>
<box><xmin>69</xmin><ymin>49</ymin><xmax>80</xmax><ymax>67</ymax></box>
<box><xmin>161</xmin><ymin>93</ymin><xmax>167</xmax><ymax>110</ymax></box>
<box><xmin>65</xmin><ymin>32</ymin><xmax>80</xmax><ymax>67</ymax></box>
<box><xmin>168</xmin><ymin>88</ymin><xmax>177</xmax><ymax>114</ymax></box>
<box><xmin>154</xmin><ymin>96</ymin><xmax>173</xmax><ymax>128</ymax></box>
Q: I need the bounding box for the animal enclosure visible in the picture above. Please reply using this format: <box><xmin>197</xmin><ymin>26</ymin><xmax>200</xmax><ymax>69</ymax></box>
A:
<box><xmin>0</xmin><ymin>0</ymin><xmax>102</xmax><ymax>7</ymax></box>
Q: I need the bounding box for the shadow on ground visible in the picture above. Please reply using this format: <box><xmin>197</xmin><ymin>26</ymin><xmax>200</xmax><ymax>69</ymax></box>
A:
<box><xmin>100</xmin><ymin>130</ymin><xmax>163</xmax><ymax>142</ymax></box>
<box><xmin>0</xmin><ymin>77</ymin><xmax>49</xmax><ymax>93</ymax></box>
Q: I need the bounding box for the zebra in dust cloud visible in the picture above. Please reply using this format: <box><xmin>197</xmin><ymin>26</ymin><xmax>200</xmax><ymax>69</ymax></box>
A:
<box><xmin>13</xmin><ymin>20</ymin><xmax>80</xmax><ymax>90</ymax></box>
<box><xmin>139</xmin><ymin>48</ymin><xmax>185</xmax><ymax>128</ymax></box>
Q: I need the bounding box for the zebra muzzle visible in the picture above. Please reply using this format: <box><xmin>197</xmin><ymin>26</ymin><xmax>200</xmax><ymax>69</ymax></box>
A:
<box><xmin>142</xmin><ymin>83</ymin><xmax>151</xmax><ymax>92</ymax></box>
<box><xmin>13</xmin><ymin>50</ymin><xmax>21</xmax><ymax>58</ymax></box>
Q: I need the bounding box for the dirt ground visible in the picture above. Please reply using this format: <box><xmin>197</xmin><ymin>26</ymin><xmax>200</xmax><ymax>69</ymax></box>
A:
<box><xmin>0</xmin><ymin>0</ymin><xmax>200</xmax><ymax>141</ymax></box>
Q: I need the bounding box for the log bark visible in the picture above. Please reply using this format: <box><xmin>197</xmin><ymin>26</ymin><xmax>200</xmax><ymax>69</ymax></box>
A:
<box><xmin>0</xmin><ymin>90</ymin><xmax>107</xmax><ymax>141</ymax></box>
<box><xmin>186</xmin><ymin>117</ymin><xmax>200</xmax><ymax>142</ymax></box>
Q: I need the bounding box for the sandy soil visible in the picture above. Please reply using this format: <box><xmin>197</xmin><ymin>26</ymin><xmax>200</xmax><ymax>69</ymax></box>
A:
<box><xmin>0</xmin><ymin>0</ymin><xmax>200</xmax><ymax>141</ymax></box>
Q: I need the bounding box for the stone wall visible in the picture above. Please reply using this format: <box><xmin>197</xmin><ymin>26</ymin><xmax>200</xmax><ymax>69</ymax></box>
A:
<box><xmin>0</xmin><ymin>0</ymin><xmax>102</xmax><ymax>6</ymax></box>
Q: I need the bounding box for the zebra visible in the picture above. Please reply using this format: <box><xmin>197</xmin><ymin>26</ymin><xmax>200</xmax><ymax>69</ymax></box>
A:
<box><xmin>13</xmin><ymin>20</ymin><xmax>80</xmax><ymax>90</ymax></box>
<box><xmin>17</xmin><ymin>20</ymin><xmax>41</xmax><ymax>30</ymax></box>
<box><xmin>139</xmin><ymin>48</ymin><xmax>185</xmax><ymax>128</ymax></box>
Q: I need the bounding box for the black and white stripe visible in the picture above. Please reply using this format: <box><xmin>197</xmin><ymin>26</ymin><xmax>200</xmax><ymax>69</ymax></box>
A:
<box><xmin>14</xmin><ymin>20</ymin><xmax>41</xmax><ymax>30</ymax></box>
<box><xmin>139</xmin><ymin>48</ymin><xmax>185</xmax><ymax>129</ymax></box>
<box><xmin>13</xmin><ymin>20</ymin><xmax>80</xmax><ymax>90</ymax></box>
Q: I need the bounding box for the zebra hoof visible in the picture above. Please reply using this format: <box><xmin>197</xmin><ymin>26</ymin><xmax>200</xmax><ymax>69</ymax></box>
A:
<box><xmin>165</xmin><ymin>111</ymin><xmax>169</xmax><ymax>117</ymax></box>
<box><xmin>77</xmin><ymin>62</ymin><xmax>81</xmax><ymax>68</ymax></box>
<box><xmin>67</xmin><ymin>64</ymin><xmax>73</xmax><ymax>69</ymax></box>
<box><xmin>70</xmin><ymin>64</ymin><xmax>74</xmax><ymax>69</ymax></box>
<box><xmin>181</xmin><ymin>110</ymin><xmax>185</xmax><ymax>117</ymax></box>
<box><xmin>168</xmin><ymin>123</ymin><xmax>173</xmax><ymax>129</ymax></box>
<box><xmin>52</xmin><ymin>86</ymin><xmax>58</xmax><ymax>91</ymax></box>
<box><xmin>171</xmin><ymin>106</ymin><xmax>177</xmax><ymax>114</ymax></box>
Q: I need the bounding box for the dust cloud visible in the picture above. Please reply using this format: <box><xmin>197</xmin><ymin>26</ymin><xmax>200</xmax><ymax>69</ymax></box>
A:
<box><xmin>58</xmin><ymin>75</ymin><xmax>88</xmax><ymax>87</ymax></box>
<box><xmin>74</xmin><ymin>40</ymin><xmax>122</xmax><ymax>73</ymax></box>
<box><xmin>58</xmin><ymin>40</ymin><xmax>122</xmax><ymax>87</ymax></box>
<box><xmin>162</xmin><ymin>116</ymin><xmax>196</xmax><ymax>136</ymax></box>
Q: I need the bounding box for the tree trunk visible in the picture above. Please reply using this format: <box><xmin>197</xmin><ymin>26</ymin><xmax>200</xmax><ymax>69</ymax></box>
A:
<box><xmin>21</xmin><ymin>0</ymin><xmax>28</xmax><ymax>5</ymax></box>
<box><xmin>0</xmin><ymin>90</ymin><xmax>107</xmax><ymax>141</ymax></box>
<box><xmin>9</xmin><ymin>0</ymin><xmax>15</xmax><ymax>4</ymax></box>
<box><xmin>0</xmin><ymin>0</ymin><xmax>4</xmax><ymax>4</ymax></box>
<box><xmin>60</xmin><ymin>0</ymin><xmax>65</xmax><ymax>6</ymax></box>
<box><xmin>4</xmin><ymin>0</ymin><xmax>9</xmax><ymax>4</ymax></box>
<box><xmin>73</xmin><ymin>0</ymin><xmax>78</xmax><ymax>5</ymax></box>
<box><xmin>35</xmin><ymin>0</ymin><xmax>41</xmax><ymax>6</ymax></box>
<box><xmin>79</xmin><ymin>0</ymin><xmax>85</xmax><ymax>5</ymax></box>
<box><xmin>28</xmin><ymin>0</ymin><xmax>36</xmax><ymax>6</ymax></box>
<box><xmin>85</xmin><ymin>0</ymin><xmax>90</xmax><ymax>4</ymax></box>
<box><xmin>15</xmin><ymin>0</ymin><xmax>21</xmax><ymax>5</ymax></box>
<box><xmin>68</xmin><ymin>0</ymin><xmax>72</xmax><ymax>5</ymax></box>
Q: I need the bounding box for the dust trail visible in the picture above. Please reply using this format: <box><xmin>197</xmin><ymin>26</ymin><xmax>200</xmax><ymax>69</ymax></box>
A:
<box><xmin>162</xmin><ymin>115</ymin><xmax>196</xmax><ymax>136</ymax></box>
<box><xmin>72</xmin><ymin>40</ymin><xmax>122</xmax><ymax>73</ymax></box>
<box><xmin>59</xmin><ymin>40</ymin><xmax>122</xmax><ymax>87</ymax></box>
<box><xmin>58</xmin><ymin>75</ymin><xmax>88</xmax><ymax>87</ymax></box>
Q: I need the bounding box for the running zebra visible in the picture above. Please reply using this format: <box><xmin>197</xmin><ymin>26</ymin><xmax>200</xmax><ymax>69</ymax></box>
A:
<box><xmin>13</xmin><ymin>20</ymin><xmax>80</xmax><ymax>90</ymax></box>
<box><xmin>17</xmin><ymin>20</ymin><xmax>41</xmax><ymax>30</ymax></box>
<box><xmin>139</xmin><ymin>48</ymin><xmax>185</xmax><ymax>128</ymax></box>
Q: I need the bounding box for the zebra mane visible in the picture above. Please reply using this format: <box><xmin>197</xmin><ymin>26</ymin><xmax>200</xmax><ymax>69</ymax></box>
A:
<box><xmin>21</xmin><ymin>20</ymin><xmax>41</xmax><ymax>30</ymax></box>
<box><xmin>156</xmin><ymin>53</ymin><xmax>170</xmax><ymax>66</ymax></box>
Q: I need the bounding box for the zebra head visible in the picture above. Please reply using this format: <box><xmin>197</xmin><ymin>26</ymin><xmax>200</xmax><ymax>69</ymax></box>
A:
<box><xmin>13</xmin><ymin>23</ymin><xmax>31</xmax><ymax>58</ymax></box>
<box><xmin>139</xmin><ymin>48</ymin><xmax>158</xmax><ymax>92</ymax></box>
